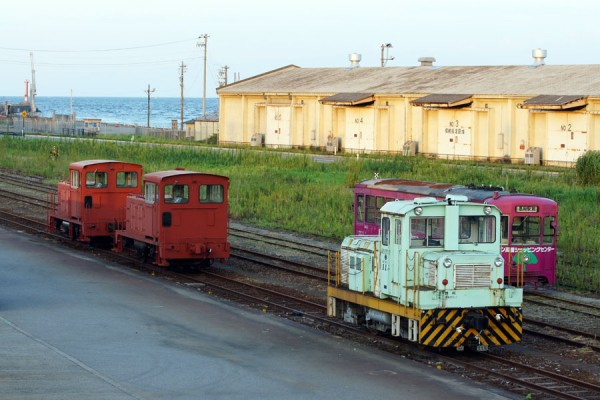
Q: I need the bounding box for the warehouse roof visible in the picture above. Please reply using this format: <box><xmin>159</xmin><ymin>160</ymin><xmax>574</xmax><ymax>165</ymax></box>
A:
<box><xmin>217</xmin><ymin>64</ymin><xmax>600</xmax><ymax>97</ymax></box>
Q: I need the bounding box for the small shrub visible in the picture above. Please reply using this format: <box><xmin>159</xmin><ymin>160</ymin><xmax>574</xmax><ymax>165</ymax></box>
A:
<box><xmin>576</xmin><ymin>151</ymin><xmax>600</xmax><ymax>185</ymax></box>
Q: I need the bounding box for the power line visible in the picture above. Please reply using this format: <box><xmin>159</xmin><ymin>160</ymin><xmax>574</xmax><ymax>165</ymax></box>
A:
<box><xmin>0</xmin><ymin>38</ymin><xmax>197</xmax><ymax>53</ymax></box>
<box><xmin>0</xmin><ymin>57</ymin><xmax>199</xmax><ymax>67</ymax></box>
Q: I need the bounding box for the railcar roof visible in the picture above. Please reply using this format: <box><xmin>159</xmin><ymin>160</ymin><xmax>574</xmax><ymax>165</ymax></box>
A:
<box><xmin>358</xmin><ymin>178</ymin><xmax>517</xmax><ymax>201</ymax></box>
<box><xmin>69</xmin><ymin>160</ymin><xmax>142</xmax><ymax>169</ymax></box>
<box><xmin>143</xmin><ymin>170</ymin><xmax>229</xmax><ymax>182</ymax></box>
<box><xmin>486</xmin><ymin>194</ymin><xmax>557</xmax><ymax>206</ymax></box>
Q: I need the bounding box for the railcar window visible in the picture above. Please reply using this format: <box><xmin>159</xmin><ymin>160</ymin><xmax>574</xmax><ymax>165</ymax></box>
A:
<box><xmin>86</xmin><ymin>172</ymin><xmax>108</xmax><ymax>188</ymax></box>
<box><xmin>459</xmin><ymin>216</ymin><xmax>496</xmax><ymax>244</ymax></box>
<box><xmin>410</xmin><ymin>217</ymin><xmax>444</xmax><ymax>247</ymax></box>
<box><xmin>365</xmin><ymin>195</ymin><xmax>377</xmax><ymax>223</ymax></box>
<box><xmin>500</xmin><ymin>215</ymin><xmax>509</xmax><ymax>245</ymax></box>
<box><xmin>356</xmin><ymin>195</ymin><xmax>365</xmax><ymax>222</ymax></box>
<box><xmin>70</xmin><ymin>170</ymin><xmax>80</xmax><ymax>189</ymax></box>
<box><xmin>375</xmin><ymin>197</ymin><xmax>387</xmax><ymax>222</ymax></box>
<box><xmin>145</xmin><ymin>183</ymin><xmax>157</xmax><ymax>204</ymax></box>
<box><xmin>511</xmin><ymin>216</ymin><xmax>540</xmax><ymax>245</ymax></box>
<box><xmin>199</xmin><ymin>184</ymin><xmax>224</xmax><ymax>203</ymax></box>
<box><xmin>381</xmin><ymin>217</ymin><xmax>390</xmax><ymax>246</ymax></box>
<box><xmin>164</xmin><ymin>184</ymin><xmax>189</xmax><ymax>204</ymax></box>
<box><xmin>543</xmin><ymin>216</ymin><xmax>556</xmax><ymax>245</ymax></box>
<box><xmin>116</xmin><ymin>171</ymin><xmax>138</xmax><ymax>188</ymax></box>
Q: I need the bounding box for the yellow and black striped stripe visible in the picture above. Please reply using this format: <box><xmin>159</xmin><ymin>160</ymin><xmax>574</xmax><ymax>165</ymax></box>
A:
<box><xmin>419</xmin><ymin>307</ymin><xmax>522</xmax><ymax>348</ymax></box>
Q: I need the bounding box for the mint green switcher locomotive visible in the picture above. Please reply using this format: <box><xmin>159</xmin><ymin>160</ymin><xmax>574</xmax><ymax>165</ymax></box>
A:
<box><xmin>327</xmin><ymin>195</ymin><xmax>523</xmax><ymax>351</ymax></box>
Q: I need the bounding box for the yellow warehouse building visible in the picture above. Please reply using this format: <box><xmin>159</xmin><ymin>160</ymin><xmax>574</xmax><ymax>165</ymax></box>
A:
<box><xmin>216</xmin><ymin>52</ymin><xmax>600</xmax><ymax>166</ymax></box>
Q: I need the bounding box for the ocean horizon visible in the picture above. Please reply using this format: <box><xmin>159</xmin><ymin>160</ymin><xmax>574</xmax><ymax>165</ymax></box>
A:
<box><xmin>1</xmin><ymin>96</ymin><xmax>219</xmax><ymax>129</ymax></box>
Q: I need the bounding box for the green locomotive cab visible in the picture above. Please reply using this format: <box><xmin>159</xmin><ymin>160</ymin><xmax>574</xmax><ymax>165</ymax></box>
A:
<box><xmin>328</xmin><ymin>195</ymin><xmax>523</xmax><ymax>351</ymax></box>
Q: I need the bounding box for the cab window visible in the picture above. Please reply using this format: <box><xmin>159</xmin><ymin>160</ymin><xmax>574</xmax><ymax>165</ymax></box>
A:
<box><xmin>145</xmin><ymin>183</ymin><xmax>157</xmax><ymax>204</ymax></box>
<box><xmin>356</xmin><ymin>195</ymin><xmax>365</xmax><ymax>223</ymax></box>
<box><xmin>164</xmin><ymin>184</ymin><xmax>189</xmax><ymax>204</ymax></box>
<box><xmin>116</xmin><ymin>171</ymin><xmax>139</xmax><ymax>188</ymax></box>
<box><xmin>459</xmin><ymin>216</ymin><xmax>496</xmax><ymax>244</ymax></box>
<box><xmin>199</xmin><ymin>184</ymin><xmax>224</xmax><ymax>203</ymax></box>
<box><xmin>86</xmin><ymin>172</ymin><xmax>107</xmax><ymax>188</ymax></box>
<box><xmin>542</xmin><ymin>216</ymin><xmax>556</xmax><ymax>245</ymax></box>
<box><xmin>410</xmin><ymin>217</ymin><xmax>444</xmax><ymax>247</ymax></box>
<box><xmin>511</xmin><ymin>216</ymin><xmax>541</xmax><ymax>245</ymax></box>
<box><xmin>70</xmin><ymin>170</ymin><xmax>80</xmax><ymax>189</ymax></box>
<box><xmin>500</xmin><ymin>215</ymin><xmax>509</xmax><ymax>245</ymax></box>
<box><xmin>395</xmin><ymin>219</ymin><xmax>402</xmax><ymax>245</ymax></box>
<box><xmin>365</xmin><ymin>195</ymin><xmax>377</xmax><ymax>223</ymax></box>
<box><xmin>381</xmin><ymin>217</ymin><xmax>390</xmax><ymax>246</ymax></box>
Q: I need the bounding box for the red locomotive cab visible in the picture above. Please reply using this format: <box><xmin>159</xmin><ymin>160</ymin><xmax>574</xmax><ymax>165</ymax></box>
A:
<box><xmin>115</xmin><ymin>170</ymin><xmax>230</xmax><ymax>267</ymax></box>
<box><xmin>48</xmin><ymin>160</ymin><xmax>143</xmax><ymax>242</ymax></box>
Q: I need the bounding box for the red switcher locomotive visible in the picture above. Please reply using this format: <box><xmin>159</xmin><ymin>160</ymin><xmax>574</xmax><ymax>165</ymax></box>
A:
<box><xmin>48</xmin><ymin>160</ymin><xmax>143</xmax><ymax>243</ymax></box>
<box><xmin>113</xmin><ymin>170</ymin><xmax>230</xmax><ymax>267</ymax></box>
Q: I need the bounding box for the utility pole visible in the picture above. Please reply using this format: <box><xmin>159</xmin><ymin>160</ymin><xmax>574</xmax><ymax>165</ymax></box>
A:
<box><xmin>380</xmin><ymin>43</ymin><xmax>394</xmax><ymax>67</ymax></box>
<box><xmin>179</xmin><ymin>61</ymin><xmax>187</xmax><ymax>130</ymax></box>
<box><xmin>197</xmin><ymin>34</ymin><xmax>209</xmax><ymax>119</ymax></box>
<box><xmin>29</xmin><ymin>52</ymin><xmax>37</xmax><ymax>116</ymax></box>
<box><xmin>218</xmin><ymin>65</ymin><xmax>229</xmax><ymax>87</ymax></box>
<box><xmin>145</xmin><ymin>84</ymin><xmax>155</xmax><ymax>128</ymax></box>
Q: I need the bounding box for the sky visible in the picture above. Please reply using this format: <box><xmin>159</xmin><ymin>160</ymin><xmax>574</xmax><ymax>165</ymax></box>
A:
<box><xmin>2</xmin><ymin>0</ymin><xmax>599</xmax><ymax>98</ymax></box>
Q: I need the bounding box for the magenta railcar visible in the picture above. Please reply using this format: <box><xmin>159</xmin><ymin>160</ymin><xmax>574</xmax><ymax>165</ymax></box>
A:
<box><xmin>354</xmin><ymin>178</ymin><xmax>558</xmax><ymax>286</ymax></box>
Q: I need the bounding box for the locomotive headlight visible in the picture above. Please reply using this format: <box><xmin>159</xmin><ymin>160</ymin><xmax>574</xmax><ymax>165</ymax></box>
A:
<box><xmin>484</xmin><ymin>206</ymin><xmax>492</xmax><ymax>215</ymax></box>
<box><xmin>415</xmin><ymin>207</ymin><xmax>423</xmax><ymax>215</ymax></box>
<box><xmin>443</xmin><ymin>257</ymin><xmax>453</xmax><ymax>268</ymax></box>
<box><xmin>494</xmin><ymin>257</ymin><xmax>504</xmax><ymax>267</ymax></box>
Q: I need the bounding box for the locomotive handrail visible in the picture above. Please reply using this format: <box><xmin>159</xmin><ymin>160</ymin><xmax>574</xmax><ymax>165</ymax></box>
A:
<box><xmin>404</xmin><ymin>250</ymin><xmax>420</xmax><ymax>311</ymax></box>
<box><xmin>362</xmin><ymin>257</ymin><xmax>366</xmax><ymax>294</ymax></box>
<box><xmin>327</xmin><ymin>250</ymin><xmax>341</xmax><ymax>287</ymax></box>
<box><xmin>372</xmin><ymin>242</ymin><xmax>378</xmax><ymax>296</ymax></box>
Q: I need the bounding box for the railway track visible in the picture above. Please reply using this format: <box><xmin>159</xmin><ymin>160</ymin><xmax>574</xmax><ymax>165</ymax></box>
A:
<box><xmin>444</xmin><ymin>352</ymin><xmax>600</xmax><ymax>400</ymax></box>
<box><xmin>2</xmin><ymin>172</ymin><xmax>600</xmax><ymax>399</ymax></box>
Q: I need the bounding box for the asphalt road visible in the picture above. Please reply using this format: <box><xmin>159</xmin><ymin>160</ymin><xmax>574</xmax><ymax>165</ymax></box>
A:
<box><xmin>0</xmin><ymin>226</ymin><xmax>518</xmax><ymax>399</ymax></box>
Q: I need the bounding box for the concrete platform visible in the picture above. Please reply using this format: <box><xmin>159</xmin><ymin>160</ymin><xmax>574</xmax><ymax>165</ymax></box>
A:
<box><xmin>0</xmin><ymin>226</ymin><xmax>518</xmax><ymax>399</ymax></box>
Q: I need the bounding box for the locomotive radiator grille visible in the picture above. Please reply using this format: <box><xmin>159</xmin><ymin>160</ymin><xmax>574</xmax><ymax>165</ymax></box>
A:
<box><xmin>454</xmin><ymin>264</ymin><xmax>491</xmax><ymax>288</ymax></box>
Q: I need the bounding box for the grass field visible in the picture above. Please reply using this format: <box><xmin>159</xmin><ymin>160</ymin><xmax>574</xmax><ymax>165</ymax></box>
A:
<box><xmin>1</xmin><ymin>136</ymin><xmax>597</xmax><ymax>293</ymax></box>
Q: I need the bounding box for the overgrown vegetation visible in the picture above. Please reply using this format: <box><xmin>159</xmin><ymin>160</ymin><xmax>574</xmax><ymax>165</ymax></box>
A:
<box><xmin>576</xmin><ymin>150</ymin><xmax>600</xmax><ymax>185</ymax></box>
<box><xmin>1</xmin><ymin>136</ymin><xmax>598</xmax><ymax>293</ymax></box>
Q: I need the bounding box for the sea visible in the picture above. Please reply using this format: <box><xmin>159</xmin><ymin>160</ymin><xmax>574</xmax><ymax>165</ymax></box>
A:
<box><xmin>0</xmin><ymin>96</ymin><xmax>219</xmax><ymax>129</ymax></box>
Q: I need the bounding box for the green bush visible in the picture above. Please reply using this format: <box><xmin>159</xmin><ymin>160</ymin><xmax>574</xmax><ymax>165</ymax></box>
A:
<box><xmin>576</xmin><ymin>151</ymin><xmax>600</xmax><ymax>185</ymax></box>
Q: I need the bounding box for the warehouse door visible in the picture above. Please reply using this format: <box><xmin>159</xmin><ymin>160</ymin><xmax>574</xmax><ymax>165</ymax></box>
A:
<box><xmin>546</xmin><ymin>113</ymin><xmax>587</xmax><ymax>163</ymax></box>
<box><xmin>437</xmin><ymin>112</ymin><xmax>472</xmax><ymax>159</ymax></box>
<box><xmin>266</xmin><ymin>106</ymin><xmax>291</xmax><ymax>148</ymax></box>
<box><xmin>345</xmin><ymin>108</ymin><xmax>375</xmax><ymax>151</ymax></box>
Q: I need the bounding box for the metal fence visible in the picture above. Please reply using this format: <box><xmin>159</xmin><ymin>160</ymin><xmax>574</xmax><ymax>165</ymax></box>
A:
<box><xmin>0</xmin><ymin>116</ymin><xmax>185</xmax><ymax>139</ymax></box>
